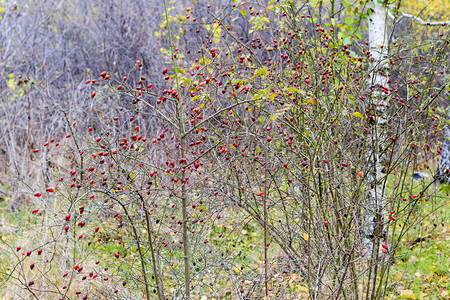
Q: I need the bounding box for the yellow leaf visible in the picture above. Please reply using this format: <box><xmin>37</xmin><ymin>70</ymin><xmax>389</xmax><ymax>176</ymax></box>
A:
<box><xmin>353</xmin><ymin>111</ymin><xmax>364</xmax><ymax>119</ymax></box>
<box><xmin>8</xmin><ymin>78</ymin><xmax>15</xmax><ymax>90</ymax></box>
<box><xmin>303</xmin><ymin>232</ymin><xmax>309</xmax><ymax>241</ymax></box>
<box><xmin>400</xmin><ymin>290</ymin><xmax>415</xmax><ymax>299</ymax></box>
<box><xmin>299</xmin><ymin>285</ymin><xmax>308</xmax><ymax>292</ymax></box>
<box><xmin>304</xmin><ymin>96</ymin><xmax>317</xmax><ymax>104</ymax></box>
<box><xmin>212</xmin><ymin>23</ymin><xmax>222</xmax><ymax>44</ymax></box>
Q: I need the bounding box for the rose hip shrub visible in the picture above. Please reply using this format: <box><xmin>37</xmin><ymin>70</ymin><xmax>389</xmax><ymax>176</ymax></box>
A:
<box><xmin>2</xmin><ymin>0</ymin><xmax>448</xmax><ymax>299</ymax></box>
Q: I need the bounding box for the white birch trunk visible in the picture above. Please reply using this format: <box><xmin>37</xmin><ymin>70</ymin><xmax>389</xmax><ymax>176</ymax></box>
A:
<box><xmin>365</xmin><ymin>0</ymin><xmax>390</xmax><ymax>297</ymax></box>
<box><xmin>364</xmin><ymin>0</ymin><xmax>389</xmax><ymax>251</ymax></box>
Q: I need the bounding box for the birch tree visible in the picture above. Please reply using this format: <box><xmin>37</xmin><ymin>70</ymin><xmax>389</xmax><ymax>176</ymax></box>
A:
<box><xmin>364</xmin><ymin>1</ymin><xmax>391</xmax><ymax>298</ymax></box>
<box><xmin>365</xmin><ymin>0</ymin><xmax>389</xmax><ymax>250</ymax></box>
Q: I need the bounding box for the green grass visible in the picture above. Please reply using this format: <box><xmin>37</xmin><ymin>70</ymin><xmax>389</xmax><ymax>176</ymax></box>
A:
<box><xmin>0</xmin><ymin>176</ymin><xmax>449</xmax><ymax>299</ymax></box>
<box><xmin>385</xmin><ymin>176</ymin><xmax>450</xmax><ymax>300</ymax></box>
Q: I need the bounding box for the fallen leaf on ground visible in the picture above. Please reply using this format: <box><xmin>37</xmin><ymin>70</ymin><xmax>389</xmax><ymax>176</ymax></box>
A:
<box><xmin>400</xmin><ymin>289</ymin><xmax>416</xmax><ymax>299</ymax></box>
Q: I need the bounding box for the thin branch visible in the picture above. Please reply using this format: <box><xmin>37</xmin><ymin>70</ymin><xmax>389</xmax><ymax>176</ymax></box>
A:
<box><xmin>387</xmin><ymin>10</ymin><xmax>450</xmax><ymax>26</ymax></box>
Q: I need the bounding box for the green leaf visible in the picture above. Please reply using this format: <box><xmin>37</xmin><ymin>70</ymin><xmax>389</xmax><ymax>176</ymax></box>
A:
<box><xmin>231</xmin><ymin>78</ymin><xmax>244</xmax><ymax>85</ymax></box>
<box><xmin>260</xmin><ymin>16</ymin><xmax>270</xmax><ymax>23</ymax></box>
<box><xmin>258</xmin><ymin>88</ymin><xmax>269</xmax><ymax>95</ymax></box>
<box><xmin>354</xmin><ymin>32</ymin><xmax>364</xmax><ymax>40</ymax></box>
<box><xmin>251</xmin><ymin>93</ymin><xmax>261</xmax><ymax>100</ymax></box>
<box><xmin>344</xmin><ymin>17</ymin><xmax>353</xmax><ymax>26</ymax></box>
<box><xmin>348</xmin><ymin>94</ymin><xmax>355</xmax><ymax>105</ymax></box>
<box><xmin>254</xmin><ymin>66</ymin><xmax>268</xmax><ymax>76</ymax></box>
<box><xmin>359</xmin><ymin>13</ymin><xmax>368</xmax><ymax>19</ymax></box>
<box><xmin>289</xmin><ymin>87</ymin><xmax>306</xmax><ymax>96</ymax></box>
<box><xmin>343</xmin><ymin>36</ymin><xmax>352</xmax><ymax>45</ymax></box>
<box><xmin>240</xmin><ymin>9</ymin><xmax>246</xmax><ymax>16</ymax></box>
<box><xmin>174</xmin><ymin>66</ymin><xmax>186</xmax><ymax>74</ymax></box>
